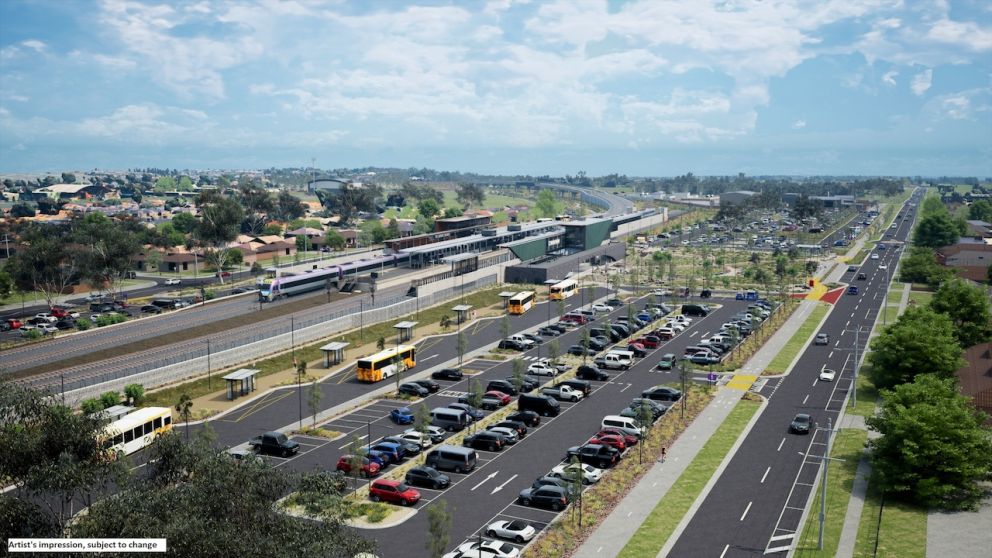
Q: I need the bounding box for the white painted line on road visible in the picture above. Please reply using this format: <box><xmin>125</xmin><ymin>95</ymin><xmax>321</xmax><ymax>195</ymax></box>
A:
<box><xmin>834</xmin><ymin>340</ymin><xmax>840</xmax><ymax>347</ymax></box>
<box><xmin>828</xmin><ymin>351</ymin><xmax>834</xmax><ymax>359</ymax></box>
<box><xmin>850</xmin><ymin>312</ymin><xmax>855</xmax><ymax>318</ymax></box>
<box><xmin>720</xmin><ymin>544</ymin><xmax>730</xmax><ymax>558</ymax></box>
<box><xmin>422</xmin><ymin>354</ymin><xmax>439</xmax><ymax>362</ymax></box>
<box><xmin>339</xmin><ymin>434</ymin><xmax>368</xmax><ymax>450</ymax></box>
<box><xmin>846</xmin><ymin>320</ymin><xmax>850</xmax><ymax>327</ymax></box>
<box><xmin>802</xmin><ymin>394</ymin><xmax>810</xmax><ymax>405</ymax></box>
<box><xmin>490</xmin><ymin>474</ymin><xmax>517</xmax><ymax>495</ymax></box>
<box><xmin>627</xmin><ymin>511</ymin><xmax>633</xmax><ymax>518</ymax></box>
<box><xmin>766</xmin><ymin>545</ymin><xmax>792</xmax><ymax>553</ymax></box>
<box><xmin>855</xmin><ymin>304</ymin><xmax>859</xmax><ymax>310</ymax></box>
<box><xmin>690</xmin><ymin>331</ymin><xmax>698</xmax><ymax>337</ymax></box>
<box><xmin>472</xmin><ymin>471</ymin><xmax>498</xmax><ymax>491</ymax></box>
<box><xmin>761</xmin><ymin>467</ymin><xmax>771</xmax><ymax>484</ymax></box>
<box><xmin>769</xmin><ymin>534</ymin><xmax>795</xmax><ymax>542</ymax></box>
<box><xmin>620</xmin><ymin>383</ymin><xmax>633</xmax><ymax>392</ymax></box>
<box><xmin>812</xmin><ymin>379</ymin><xmax>818</xmax><ymax>388</ymax></box>
<box><xmin>741</xmin><ymin>501</ymin><xmax>753</xmax><ymax>521</ymax></box>
<box><xmin>777</xmin><ymin>437</ymin><xmax>786</xmax><ymax>452</ymax></box>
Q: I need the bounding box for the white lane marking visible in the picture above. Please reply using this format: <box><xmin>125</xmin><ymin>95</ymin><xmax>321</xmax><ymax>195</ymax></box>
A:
<box><xmin>472</xmin><ymin>471</ymin><xmax>499</xmax><ymax>491</ymax></box>
<box><xmin>812</xmin><ymin>379</ymin><xmax>818</xmax><ymax>388</ymax></box>
<box><xmin>741</xmin><ymin>501</ymin><xmax>753</xmax><ymax>521</ymax></box>
<box><xmin>777</xmin><ymin>437</ymin><xmax>786</xmax><ymax>452</ymax></box>
<box><xmin>761</xmin><ymin>466</ymin><xmax>771</xmax><ymax>484</ymax></box>
<box><xmin>828</xmin><ymin>351</ymin><xmax>834</xmax><ymax>359</ymax></box>
<box><xmin>339</xmin><ymin>434</ymin><xmax>368</xmax><ymax>450</ymax></box>
<box><xmin>620</xmin><ymin>383</ymin><xmax>633</xmax><ymax>392</ymax></box>
<box><xmin>846</xmin><ymin>320</ymin><xmax>850</xmax><ymax>327</ymax></box>
<box><xmin>423</xmin><ymin>354</ymin><xmax>439</xmax><ymax>362</ymax></box>
<box><xmin>720</xmin><ymin>544</ymin><xmax>730</xmax><ymax>558</ymax></box>
<box><xmin>802</xmin><ymin>394</ymin><xmax>810</xmax><ymax>405</ymax></box>
<box><xmin>770</xmin><ymin>534</ymin><xmax>795</xmax><ymax>543</ymax></box>
<box><xmin>490</xmin><ymin>473</ymin><xmax>517</xmax><ymax>494</ymax></box>
<box><xmin>834</xmin><ymin>340</ymin><xmax>840</xmax><ymax>347</ymax></box>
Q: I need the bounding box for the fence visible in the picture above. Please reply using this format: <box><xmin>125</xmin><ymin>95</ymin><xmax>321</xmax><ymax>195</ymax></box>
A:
<box><xmin>60</xmin><ymin>274</ymin><xmax>498</xmax><ymax>405</ymax></box>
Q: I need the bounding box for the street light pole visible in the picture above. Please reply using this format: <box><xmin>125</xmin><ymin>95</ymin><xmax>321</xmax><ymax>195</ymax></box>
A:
<box><xmin>207</xmin><ymin>339</ymin><xmax>212</xmax><ymax>390</ymax></box>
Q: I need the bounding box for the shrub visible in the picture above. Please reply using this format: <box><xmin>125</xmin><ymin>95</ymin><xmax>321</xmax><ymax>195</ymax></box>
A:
<box><xmin>124</xmin><ymin>383</ymin><xmax>145</xmax><ymax>405</ymax></box>
<box><xmin>75</xmin><ymin>318</ymin><xmax>92</xmax><ymax>330</ymax></box>
<box><xmin>99</xmin><ymin>391</ymin><xmax>121</xmax><ymax>408</ymax></box>
<box><xmin>80</xmin><ymin>398</ymin><xmax>103</xmax><ymax>414</ymax></box>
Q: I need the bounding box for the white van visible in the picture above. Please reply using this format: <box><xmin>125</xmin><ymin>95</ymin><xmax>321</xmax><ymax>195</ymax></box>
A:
<box><xmin>606</xmin><ymin>349</ymin><xmax>636</xmax><ymax>362</ymax></box>
<box><xmin>601</xmin><ymin>415</ymin><xmax>646</xmax><ymax>438</ymax></box>
<box><xmin>600</xmin><ymin>353</ymin><xmax>632</xmax><ymax>370</ymax></box>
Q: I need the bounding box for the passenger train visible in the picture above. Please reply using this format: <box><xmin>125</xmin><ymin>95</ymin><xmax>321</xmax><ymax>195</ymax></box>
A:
<box><xmin>258</xmin><ymin>254</ymin><xmax>406</xmax><ymax>301</ymax></box>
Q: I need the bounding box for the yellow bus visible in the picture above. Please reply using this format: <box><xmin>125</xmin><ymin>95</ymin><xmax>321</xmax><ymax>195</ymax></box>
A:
<box><xmin>549</xmin><ymin>279</ymin><xmax>577</xmax><ymax>300</ymax></box>
<box><xmin>102</xmin><ymin>407</ymin><xmax>173</xmax><ymax>459</ymax></box>
<box><xmin>508</xmin><ymin>291</ymin><xmax>535</xmax><ymax>315</ymax></box>
<box><xmin>357</xmin><ymin>345</ymin><xmax>417</xmax><ymax>382</ymax></box>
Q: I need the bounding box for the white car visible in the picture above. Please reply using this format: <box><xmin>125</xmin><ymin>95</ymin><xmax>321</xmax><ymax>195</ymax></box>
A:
<box><xmin>550</xmin><ymin>462</ymin><xmax>603</xmax><ymax>485</ymax></box>
<box><xmin>486</xmin><ymin>426</ymin><xmax>518</xmax><ymax>444</ymax></box>
<box><xmin>485</xmin><ymin>519</ymin><xmax>537</xmax><ymax>543</ymax></box>
<box><xmin>652</xmin><ymin>289</ymin><xmax>672</xmax><ymax>297</ymax></box>
<box><xmin>591</xmin><ymin>303</ymin><xmax>611</xmax><ymax>313</ymax></box>
<box><xmin>397</xmin><ymin>431</ymin><xmax>432</xmax><ymax>449</ymax></box>
<box><xmin>879</xmin><ymin>264</ymin><xmax>887</xmax><ymax>270</ymax></box>
<box><xmin>527</xmin><ymin>362</ymin><xmax>558</xmax><ymax>376</ymax></box>
<box><xmin>164</xmin><ymin>278</ymin><xmax>181</xmax><ymax>285</ymax></box>
<box><xmin>871</xmin><ymin>253</ymin><xmax>880</xmax><ymax>260</ymax></box>
<box><xmin>405</xmin><ymin>425</ymin><xmax>445</xmax><ymax>444</ymax></box>
<box><xmin>84</xmin><ymin>293</ymin><xmax>104</xmax><ymax>302</ymax></box>
<box><xmin>34</xmin><ymin>313</ymin><xmax>57</xmax><ymax>324</ymax></box>
<box><xmin>666</xmin><ymin>321</ymin><xmax>687</xmax><ymax>333</ymax></box>
<box><xmin>819</xmin><ymin>368</ymin><xmax>837</xmax><ymax>382</ymax></box>
<box><xmin>673</xmin><ymin>315</ymin><xmax>692</xmax><ymax>324</ymax></box>
<box><xmin>443</xmin><ymin>544</ymin><xmax>504</xmax><ymax>558</ymax></box>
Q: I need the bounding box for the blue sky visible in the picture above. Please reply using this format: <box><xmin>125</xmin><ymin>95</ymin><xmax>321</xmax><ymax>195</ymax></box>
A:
<box><xmin>1</xmin><ymin>0</ymin><xmax>990</xmax><ymax>177</ymax></box>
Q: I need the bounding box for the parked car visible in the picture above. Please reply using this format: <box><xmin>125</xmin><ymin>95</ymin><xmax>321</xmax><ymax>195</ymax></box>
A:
<box><xmin>448</xmin><ymin>402</ymin><xmax>485</xmax><ymax>421</ymax></box>
<box><xmin>405</xmin><ymin>466</ymin><xmax>450</xmax><ymax>489</ymax></box>
<box><xmin>605</xmin><ymin>298</ymin><xmax>624</xmax><ymax>307</ymax></box>
<box><xmin>369</xmin><ymin>479</ymin><xmax>420</xmax><ymax>506</ymax></box>
<box><xmin>413</xmin><ymin>379</ymin><xmax>441</xmax><ymax>393</ymax></box>
<box><xmin>566</xmin><ymin>443</ymin><xmax>621</xmax><ymax>469</ymax></box>
<box><xmin>432</xmin><ymin>368</ymin><xmax>464</xmax><ymax>381</ymax></box>
<box><xmin>486</xmin><ymin>426</ymin><xmax>519</xmax><ymax>444</ymax></box>
<box><xmin>405</xmin><ymin>426</ymin><xmax>445</xmax><ymax>445</ymax></box>
<box><xmin>390</xmin><ymin>407</ymin><xmax>415</xmax><ymax>424</ymax></box>
<box><xmin>463</xmin><ymin>431</ymin><xmax>506</xmax><ymax>452</ymax></box>
<box><xmin>641</xmin><ymin>385</ymin><xmax>682</xmax><ymax>402</ymax></box>
<box><xmin>790</xmin><ymin>413</ymin><xmax>813</xmax><ymax>434</ymax></box>
<box><xmin>597</xmin><ymin>428</ymin><xmax>638</xmax><ymax>447</ymax></box>
<box><xmin>482</xmin><ymin>390</ymin><xmax>511</xmax><ymax>408</ymax></box>
<box><xmin>568</xmin><ymin>345</ymin><xmax>596</xmax><ymax>356</ymax></box>
<box><xmin>592</xmin><ymin>303</ymin><xmax>612</xmax><ymax>313</ymax></box>
<box><xmin>448</xmin><ymin>541</ymin><xmax>518</xmax><ymax>558</ymax></box>
<box><xmin>517</xmin><ymin>485</ymin><xmax>570</xmax><ymax>511</ymax></box>
<box><xmin>506</xmin><ymin>410</ymin><xmax>541</xmax><ymax>427</ymax></box>
<box><xmin>33</xmin><ymin>313</ymin><xmax>57</xmax><ymax>324</ymax></box>
<box><xmin>336</xmin><ymin>455</ymin><xmax>380</xmax><ymax>477</ymax></box>
<box><xmin>527</xmin><ymin>362</ymin><xmax>559</xmax><ymax>376</ymax></box>
<box><xmin>487</xmin><ymin>379</ymin><xmax>518</xmax><ymax>396</ymax></box>
<box><xmin>498</xmin><ymin>339</ymin><xmax>526</xmax><ymax>351</ymax></box>
<box><xmin>656</xmin><ymin>354</ymin><xmax>677</xmax><ymax>370</ymax></box>
<box><xmin>589</xmin><ymin>434</ymin><xmax>626</xmax><ymax>452</ymax></box>
<box><xmin>398</xmin><ymin>383</ymin><xmax>429</xmax><ymax>397</ymax></box>
<box><xmin>486</xmin><ymin>519</ymin><xmax>537</xmax><ymax>543</ymax></box>
<box><xmin>538</xmin><ymin>326</ymin><xmax>561</xmax><ymax>337</ymax></box>
<box><xmin>576</xmin><ymin>364</ymin><xmax>609</xmax><ymax>381</ymax></box>
<box><xmin>490</xmin><ymin>420</ymin><xmax>528</xmax><ymax>438</ymax></box>
<box><xmin>141</xmin><ymin>305</ymin><xmax>162</xmax><ymax>314</ymax></box>
<box><xmin>550</xmin><ymin>462</ymin><xmax>604</xmax><ymax>485</ymax></box>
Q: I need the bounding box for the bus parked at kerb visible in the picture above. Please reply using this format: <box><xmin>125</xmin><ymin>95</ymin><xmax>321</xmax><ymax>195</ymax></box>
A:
<box><xmin>508</xmin><ymin>291</ymin><xmax>535</xmax><ymax>315</ymax></box>
<box><xmin>357</xmin><ymin>345</ymin><xmax>417</xmax><ymax>382</ymax></box>
<box><xmin>102</xmin><ymin>407</ymin><xmax>173</xmax><ymax>458</ymax></box>
<box><xmin>549</xmin><ymin>279</ymin><xmax>577</xmax><ymax>301</ymax></box>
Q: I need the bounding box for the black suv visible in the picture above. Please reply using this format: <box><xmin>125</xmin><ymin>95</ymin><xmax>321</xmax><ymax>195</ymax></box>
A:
<box><xmin>517</xmin><ymin>485</ymin><xmax>570</xmax><ymax>511</ymax></box>
<box><xmin>432</xmin><ymin>368</ymin><xmax>463</xmax><ymax>381</ymax></box>
<box><xmin>412</xmin><ymin>379</ymin><xmax>440</xmax><ymax>393</ymax></box>
<box><xmin>576</xmin><ymin>365</ymin><xmax>609</xmax><ymax>381</ymax></box>
<box><xmin>487</xmin><ymin>379</ymin><xmax>518</xmax><ymax>396</ymax></box>
<box><xmin>509</xmin><ymin>376</ymin><xmax>539</xmax><ymax>392</ymax></box>
<box><xmin>642</xmin><ymin>386</ymin><xmax>683</xmax><ymax>402</ymax></box>
<box><xmin>463</xmin><ymin>432</ymin><xmax>506</xmax><ymax>452</ymax></box>
<box><xmin>506</xmin><ymin>410</ymin><xmax>541</xmax><ymax>427</ymax></box>
<box><xmin>498</xmin><ymin>339</ymin><xmax>526</xmax><ymax>351</ymax></box>
<box><xmin>566</xmin><ymin>443</ymin><xmax>621</xmax><ymax>469</ymax></box>
<box><xmin>405</xmin><ymin>466</ymin><xmax>450</xmax><ymax>489</ymax></box>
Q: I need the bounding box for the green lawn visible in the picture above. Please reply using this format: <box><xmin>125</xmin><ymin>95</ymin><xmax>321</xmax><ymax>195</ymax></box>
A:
<box><xmin>885</xmin><ymin>289</ymin><xmax>903</xmax><ymax>305</ymax></box>
<box><xmin>765</xmin><ymin>303</ymin><xmax>830</xmax><ymax>374</ymax></box>
<box><xmin>853</xmin><ymin>488</ymin><xmax>927</xmax><ymax>558</ymax></box>
<box><xmin>793</xmin><ymin>429</ymin><xmax>869</xmax><ymax>557</ymax></box>
<box><xmin>618</xmin><ymin>399</ymin><xmax>761</xmax><ymax>558</ymax></box>
<box><xmin>847</xmin><ymin>365</ymin><xmax>879</xmax><ymax>417</ymax></box>
<box><xmin>907</xmin><ymin>290</ymin><xmax>933</xmax><ymax>306</ymax></box>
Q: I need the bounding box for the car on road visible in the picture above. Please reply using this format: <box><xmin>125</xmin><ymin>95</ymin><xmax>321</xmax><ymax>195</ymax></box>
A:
<box><xmin>790</xmin><ymin>413</ymin><xmax>813</xmax><ymax>434</ymax></box>
<box><xmin>164</xmin><ymin>278</ymin><xmax>181</xmax><ymax>285</ymax></box>
<box><xmin>847</xmin><ymin>286</ymin><xmax>859</xmax><ymax>295</ymax></box>
<box><xmin>870</xmin><ymin>253</ymin><xmax>879</xmax><ymax>260</ymax></box>
<box><xmin>140</xmin><ymin>305</ymin><xmax>163</xmax><ymax>314</ymax></box>
<box><xmin>432</xmin><ymin>368</ymin><xmax>464</xmax><ymax>381</ymax></box>
<box><xmin>336</xmin><ymin>455</ymin><xmax>380</xmax><ymax>477</ymax></box>
<box><xmin>390</xmin><ymin>407</ymin><xmax>415</xmax><ymax>424</ymax></box>
<box><xmin>486</xmin><ymin>519</ymin><xmax>537</xmax><ymax>543</ymax></box>
<box><xmin>551</xmin><ymin>462</ymin><xmax>604</xmax><ymax>485</ymax></box>
<box><xmin>506</xmin><ymin>410</ymin><xmax>541</xmax><ymax>427</ymax></box>
<box><xmin>819</xmin><ymin>368</ymin><xmax>837</xmax><ymax>382</ymax></box>
<box><xmin>879</xmin><ymin>264</ymin><xmax>887</xmax><ymax>270</ymax></box>
<box><xmin>517</xmin><ymin>485</ymin><xmax>570</xmax><ymax>511</ymax></box>
<box><xmin>605</xmin><ymin>298</ymin><xmax>624</xmax><ymax>307</ymax></box>
<box><xmin>405</xmin><ymin>466</ymin><xmax>450</xmax><ymax>489</ymax></box>
<box><xmin>369</xmin><ymin>479</ymin><xmax>420</xmax><ymax>506</ymax></box>
<box><xmin>216</xmin><ymin>271</ymin><xmax>232</xmax><ymax>278</ymax></box>
<box><xmin>413</xmin><ymin>379</ymin><xmax>440</xmax><ymax>393</ymax></box>
<box><xmin>398</xmin><ymin>382</ymin><xmax>429</xmax><ymax>397</ymax></box>
<box><xmin>814</xmin><ymin>333</ymin><xmax>829</xmax><ymax>345</ymax></box>
<box><xmin>847</xmin><ymin>266</ymin><xmax>857</xmax><ymax>272</ymax></box>
<box><xmin>857</xmin><ymin>272</ymin><xmax>867</xmax><ymax>280</ymax></box>
<box><xmin>651</xmin><ymin>289</ymin><xmax>672</xmax><ymax>297</ymax></box>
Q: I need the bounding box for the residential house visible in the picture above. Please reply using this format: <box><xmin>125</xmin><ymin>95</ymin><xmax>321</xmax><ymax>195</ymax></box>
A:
<box><xmin>936</xmin><ymin>238</ymin><xmax>992</xmax><ymax>282</ymax></box>
<box><xmin>955</xmin><ymin>343</ymin><xmax>992</xmax><ymax>424</ymax></box>
<box><xmin>965</xmin><ymin>220</ymin><xmax>992</xmax><ymax>238</ymax></box>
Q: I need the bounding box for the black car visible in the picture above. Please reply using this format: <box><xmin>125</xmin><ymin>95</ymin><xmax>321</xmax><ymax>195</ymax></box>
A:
<box><xmin>463</xmin><ymin>431</ymin><xmax>505</xmax><ymax>452</ymax></box>
<box><xmin>576</xmin><ymin>364</ymin><xmax>608</xmax><ymax>381</ymax></box>
<box><xmin>487</xmin><ymin>379</ymin><xmax>518</xmax><ymax>396</ymax></box>
<box><xmin>581</xmin><ymin>338</ymin><xmax>607</xmax><ymax>351</ymax></box>
<box><xmin>847</xmin><ymin>266</ymin><xmax>857</xmax><ymax>272</ymax></box>
<box><xmin>521</xmin><ymin>333</ymin><xmax>544</xmax><ymax>345</ymax></box>
<box><xmin>549</xmin><ymin>323</ymin><xmax>569</xmax><ymax>333</ymax></box>
<box><xmin>699</xmin><ymin>289</ymin><xmax>712</xmax><ymax>298</ymax></box>
<box><xmin>566</xmin><ymin>443</ymin><xmax>621</xmax><ymax>469</ymax></box>
<box><xmin>140</xmin><ymin>305</ymin><xmax>162</xmax><ymax>314</ymax></box>
<box><xmin>857</xmin><ymin>272</ymin><xmax>867</xmax><ymax>280</ymax></box>
<box><xmin>568</xmin><ymin>345</ymin><xmax>596</xmax><ymax>356</ymax></box>
<box><xmin>490</xmin><ymin>420</ymin><xmax>528</xmax><ymax>438</ymax></box>
<box><xmin>790</xmin><ymin>413</ymin><xmax>813</xmax><ymax>434</ymax></box>
<box><xmin>382</xmin><ymin>436</ymin><xmax>422</xmax><ymax>456</ymax></box>
<box><xmin>517</xmin><ymin>485</ymin><xmax>570</xmax><ymax>511</ymax></box>
<box><xmin>538</xmin><ymin>326</ymin><xmax>561</xmax><ymax>337</ymax></box>
<box><xmin>605</xmin><ymin>298</ymin><xmax>624</xmax><ymax>307</ymax></box>
<box><xmin>412</xmin><ymin>379</ymin><xmax>440</xmax><ymax>393</ymax></box>
<box><xmin>398</xmin><ymin>383</ymin><xmax>429</xmax><ymax>397</ymax></box>
<box><xmin>432</xmin><ymin>368</ymin><xmax>464</xmax><ymax>381</ymax></box>
<box><xmin>630</xmin><ymin>398</ymin><xmax>668</xmax><ymax>419</ymax></box>
<box><xmin>448</xmin><ymin>402</ymin><xmax>485</xmax><ymax>421</ymax></box>
<box><xmin>55</xmin><ymin>319</ymin><xmax>76</xmax><ymax>330</ymax></box>
<box><xmin>405</xmin><ymin>466</ymin><xmax>450</xmax><ymax>489</ymax></box>
<box><xmin>531</xmin><ymin>476</ymin><xmax>567</xmax><ymax>490</ymax></box>
<box><xmin>642</xmin><ymin>386</ymin><xmax>682</xmax><ymax>402</ymax></box>
<box><xmin>511</xmin><ymin>376</ymin><xmax>540</xmax><ymax>392</ymax></box>
<box><xmin>498</xmin><ymin>339</ymin><xmax>526</xmax><ymax>351</ymax></box>
<box><xmin>506</xmin><ymin>410</ymin><xmax>541</xmax><ymax>427</ymax></box>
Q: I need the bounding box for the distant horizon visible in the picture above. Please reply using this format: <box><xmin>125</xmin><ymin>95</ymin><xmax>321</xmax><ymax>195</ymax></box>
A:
<box><xmin>2</xmin><ymin>1</ymin><xmax>989</xmax><ymax>176</ymax></box>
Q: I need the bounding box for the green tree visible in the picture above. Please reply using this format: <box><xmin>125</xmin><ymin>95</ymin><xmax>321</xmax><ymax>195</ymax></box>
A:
<box><xmin>100</xmin><ymin>391</ymin><xmax>121</xmax><ymax>408</ymax></box>
<box><xmin>60</xmin><ymin>172</ymin><xmax>76</xmax><ymax>183</ymax></box>
<box><xmin>274</xmin><ymin>189</ymin><xmax>307</xmax><ymax>222</ymax></box>
<box><xmin>5</xmin><ymin>225</ymin><xmax>78</xmax><ymax>308</ymax></box>
<box><xmin>535</xmin><ymin>189</ymin><xmax>558</xmax><ymax>218</ymax></box>
<box><xmin>413</xmin><ymin>404</ymin><xmax>432</xmax><ymax>438</ymax></box>
<box><xmin>195</xmin><ymin>194</ymin><xmax>245</xmax><ymax>283</ymax></box>
<box><xmin>376</xmin><ymin>336</ymin><xmax>385</xmax><ymax>351</ymax></box>
<box><xmin>968</xmin><ymin>199</ymin><xmax>992</xmax><ymax>222</ymax></box>
<box><xmin>325</xmin><ymin>230</ymin><xmax>346</xmax><ymax>251</ymax></box>
<box><xmin>899</xmin><ymin>247</ymin><xmax>952</xmax><ymax>286</ymax></box>
<box><xmin>153</xmin><ymin>176</ymin><xmax>176</xmax><ymax>192</ymax></box>
<box><xmin>172</xmin><ymin>211</ymin><xmax>199</xmax><ymax>234</ymax></box>
<box><xmin>546</xmin><ymin>339</ymin><xmax>560</xmax><ymax>367</ymax></box>
<box><xmin>177</xmin><ymin>176</ymin><xmax>194</xmax><ymax>191</ymax></box>
<box><xmin>635</xmin><ymin>401</ymin><xmax>653</xmax><ymax>463</ymax></box>
<box><xmin>124</xmin><ymin>383</ymin><xmax>145</xmax><ymax>405</ymax></box>
<box><xmin>358</xmin><ymin>220</ymin><xmax>387</xmax><ymax>246</ymax></box>
<box><xmin>417</xmin><ymin>198</ymin><xmax>440</xmax><ymax>220</ymax></box>
<box><xmin>72</xmin><ymin>213</ymin><xmax>142</xmax><ymax>298</ymax></box>
<box><xmin>511</xmin><ymin>359</ymin><xmax>526</xmax><ymax>393</ymax></box>
<box><xmin>913</xmin><ymin>213</ymin><xmax>961</xmax><ymax>247</ymax></box>
<box><xmin>175</xmin><ymin>393</ymin><xmax>193</xmax><ymax>440</ymax></box>
<box><xmin>456</xmin><ymin>331</ymin><xmax>467</xmax><ymax>366</ymax></box>
<box><xmin>466</xmin><ymin>380</ymin><xmax>483</xmax><ymax>432</ymax></box>
<box><xmin>867</xmin><ymin>374</ymin><xmax>992</xmax><ymax>510</ymax></box>
<box><xmin>930</xmin><ymin>278</ymin><xmax>992</xmax><ymax>347</ymax></box>
<box><xmin>455</xmin><ymin>183</ymin><xmax>485</xmax><ymax>208</ymax></box>
<box><xmin>566</xmin><ymin>455</ymin><xmax>584</xmax><ymax>525</ymax></box>
<box><xmin>10</xmin><ymin>202</ymin><xmax>36</xmax><ymax>218</ymax></box>
<box><xmin>439</xmin><ymin>315</ymin><xmax>452</xmax><ymax>331</ymax></box>
<box><xmin>867</xmin><ymin>306</ymin><xmax>964</xmax><ymax>390</ymax></box>
<box><xmin>386</xmin><ymin>218</ymin><xmax>400</xmax><ymax>240</ymax></box>
<box><xmin>307</xmin><ymin>380</ymin><xmax>323</xmax><ymax>428</ymax></box>
<box><xmin>500</xmin><ymin>314</ymin><xmax>510</xmax><ymax>340</ymax></box>
<box><xmin>0</xmin><ymin>269</ymin><xmax>14</xmax><ymax>300</ymax></box>
<box><xmin>425</xmin><ymin>499</ymin><xmax>452</xmax><ymax>558</ymax></box>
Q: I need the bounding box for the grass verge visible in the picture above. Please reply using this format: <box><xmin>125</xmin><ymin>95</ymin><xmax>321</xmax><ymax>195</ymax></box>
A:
<box><xmin>764</xmin><ymin>303</ymin><xmax>830</xmax><ymax>374</ymax></box>
<box><xmin>793</xmin><ymin>429</ymin><xmax>869</xmax><ymax>557</ymax></box>
<box><xmin>616</xmin><ymin>398</ymin><xmax>762</xmax><ymax>558</ymax></box>
<box><xmin>907</xmin><ymin>290</ymin><xmax>933</xmax><ymax>306</ymax></box>
<box><xmin>853</xmin><ymin>487</ymin><xmax>927</xmax><ymax>558</ymax></box>
<box><xmin>847</xmin><ymin>369</ymin><xmax>879</xmax><ymax>417</ymax></box>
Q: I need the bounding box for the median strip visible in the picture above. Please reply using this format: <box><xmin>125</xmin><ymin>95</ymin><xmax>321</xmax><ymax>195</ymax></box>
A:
<box><xmin>764</xmin><ymin>303</ymin><xmax>830</xmax><ymax>375</ymax></box>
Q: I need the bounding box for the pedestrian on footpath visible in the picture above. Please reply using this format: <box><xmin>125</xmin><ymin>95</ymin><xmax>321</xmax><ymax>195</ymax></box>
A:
<box><xmin>658</xmin><ymin>446</ymin><xmax>667</xmax><ymax>463</ymax></box>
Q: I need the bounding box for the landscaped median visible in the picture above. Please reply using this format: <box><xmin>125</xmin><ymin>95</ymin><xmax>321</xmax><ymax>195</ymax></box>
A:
<box><xmin>764</xmin><ymin>302</ymin><xmax>830</xmax><ymax>374</ymax></box>
<box><xmin>616</xmin><ymin>397</ymin><xmax>762</xmax><ymax>558</ymax></box>
<box><xmin>521</xmin><ymin>387</ymin><xmax>717</xmax><ymax>558</ymax></box>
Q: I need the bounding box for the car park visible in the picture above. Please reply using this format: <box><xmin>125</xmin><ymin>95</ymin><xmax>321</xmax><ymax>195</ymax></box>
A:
<box><xmin>517</xmin><ymin>485</ymin><xmax>570</xmax><ymax>511</ymax></box>
<box><xmin>432</xmin><ymin>368</ymin><xmax>464</xmax><ymax>381</ymax></box>
<box><xmin>486</xmin><ymin>519</ymin><xmax>537</xmax><ymax>543</ymax></box>
<box><xmin>814</xmin><ymin>333</ymin><xmax>829</xmax><ymax>345</ymax></box>
<box><xmin>369</xmin><ymin>479</ymin><xmax>421</xmax><ymax>506</ymax></box>
<box><xmin>790</xmin><ymin>413</ymin><xmax>813</xmax><ymax>434</ymax></box>
<box><xmin>405</xmin><ymin>466</ymin><xmax>450</xmax><ymax>489</ymax></box>
<box><xmin>847</xmin><ymin>266</ymin><xmax>857</xmax><ymax>272</ymax></box>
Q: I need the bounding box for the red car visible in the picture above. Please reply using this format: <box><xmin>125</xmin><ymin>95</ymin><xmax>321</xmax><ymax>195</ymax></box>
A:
<box><xmin>597</xmin><ymin>428</ymin><xmax>639</xmax><ymax>447</ymax></box>
<box><xmin>336</xmin><ymin>455</ymin><xmax>381</xmax><ymax>477</ymax></box>
<box><xmin>484</xmin><ymin>391</ymin><xmax>512</xmax><ymax>406</ymax></box>
<box><xmin>369</xmin><ymin>479</ymin><xmax>421</xmax><ymax>506</ymax></box>
<box><xmin>562</xmin><ymin>314</ymin><xmax>588</xmax><ymax>324</ymax></box>
<box><xmin>216</xmin><ymin>271</ymin><xmax>232</xmax><ymax>278</ymax></box>
<box><xmin>589</xmin><ymin>434</ymin><xmax>627</xmax><ymax>452</ymax></box>
<box><xmin>6</xmin><ymin>318</ymin><xmax>23</xmax><ymax>330</ymax></box>
<box><xmin>633</xmin><ymin>337</ymin><xmax>660</xmax><ymax>349</ymax></box>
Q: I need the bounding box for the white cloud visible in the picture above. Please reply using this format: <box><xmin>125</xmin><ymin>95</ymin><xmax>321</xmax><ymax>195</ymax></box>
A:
<box><xmin>927</xmin><ymin>19</ymin><xmax>992</xmax><ymax>52</ymax></box>
<box><xmin>942</xmin><ymin>96</ymin><xmax>971</xmax><ymax>120</ymax></box>
<box><xmin>793</xmin><ymin>119</ymin><xmax>807</xmax><ymax>129</ymax></box>
<box><xmin>20</xmin><ymin>40</ymin><xmax>46</xmax><ymax>52</ymax></box>
<box><xmin>882</xmin><ymin>70</ymin><xmax>898</xmax><ymax>86</ymax></box>
<box><xmin>911</xmin><ymin>69</ymin><xmax>932</xmax><ymax>96</ymax></box>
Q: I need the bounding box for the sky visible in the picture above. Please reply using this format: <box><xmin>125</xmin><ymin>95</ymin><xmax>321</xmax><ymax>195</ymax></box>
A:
<box><xmin>0</xmin><ymin>0</ymin><xmax>990</xmax><ymax>177</ymax></box>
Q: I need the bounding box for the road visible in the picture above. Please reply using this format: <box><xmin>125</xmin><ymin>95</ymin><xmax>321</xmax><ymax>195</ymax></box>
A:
<box><xmin>667</xmin><ymin>189</ymin><xmax>921</xmax><ymax>557</ymax></box>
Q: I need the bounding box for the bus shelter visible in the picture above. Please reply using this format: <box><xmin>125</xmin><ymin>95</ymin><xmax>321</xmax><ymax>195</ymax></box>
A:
<box><xmin>499</xmin><ymin>291</ymin><xmax>516</xmax><ymax>309</ymax></box>
<box><xmin>222</xmin><ymin>368</ymin><xmax>259</xmax><ymax>401</ymax></box>
<box><xmin>394</xmin><ymin>321</ymin><xmax>418</xmax><ymax>343</ymax></box>
<box><xmin>320</xmin><ymin>341</ymin><xmax>350</xmax><ymax>368</ymax></box>
<box><xmin>451</xmin><ymin>304</ymin><xmax>473</xmax><ymax>325</ymax></box>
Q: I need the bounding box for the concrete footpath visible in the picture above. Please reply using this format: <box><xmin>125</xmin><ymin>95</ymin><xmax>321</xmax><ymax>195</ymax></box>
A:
<box><xmin>574</xmin><ymin>299</ymin><xmax>824</xmax><ymax>558</ymax></box>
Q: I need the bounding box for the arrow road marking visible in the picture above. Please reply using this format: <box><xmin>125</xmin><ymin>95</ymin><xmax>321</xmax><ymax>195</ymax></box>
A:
<box><xmin>491</xmin><ymin>474</ymin><xmax>518</xmax><ymax>494</ymax></box>
<box><xmin>472</xmin><ymin>471</ymin><xmax>498</xmax><ymax>491</ymax></box>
